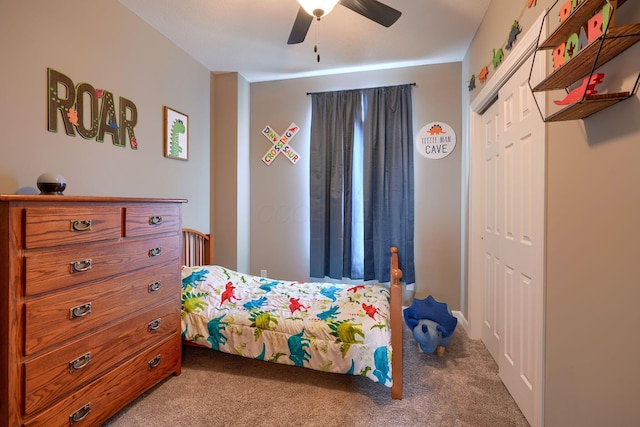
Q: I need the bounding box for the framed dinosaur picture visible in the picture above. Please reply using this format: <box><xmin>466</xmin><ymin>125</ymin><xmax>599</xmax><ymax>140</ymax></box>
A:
<box><xmin>163</xmin><ymin>106</ymin><xmax>189</xmax><ymax>160</ymax></box>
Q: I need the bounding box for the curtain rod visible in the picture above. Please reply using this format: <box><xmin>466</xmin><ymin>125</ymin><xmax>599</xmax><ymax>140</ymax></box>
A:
<box><xmin>306</xmin><ymin>82</ymin><xmax>416</xmax><ymax>96</ymax></box>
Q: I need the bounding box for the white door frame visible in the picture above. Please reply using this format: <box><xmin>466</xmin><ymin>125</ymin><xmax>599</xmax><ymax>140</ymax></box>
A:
<box><xmin>463</xmin><ymin>10</ymin><xmax>547</xmax><ymax>427</ymax></box>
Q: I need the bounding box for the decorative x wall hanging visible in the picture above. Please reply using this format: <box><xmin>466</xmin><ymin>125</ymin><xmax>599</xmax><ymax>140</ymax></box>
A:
<box><xmin>261</xmin><ymin>123</ymin><xmax>300</xmax><ymax>165</ymax></box>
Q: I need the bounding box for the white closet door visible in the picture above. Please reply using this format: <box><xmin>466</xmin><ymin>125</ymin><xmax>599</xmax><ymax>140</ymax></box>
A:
<box><xmin>481</xmin><ymin>54</ymin><xmax>545</xmax><ymax>426</ymax></box>
<box><xmin>481</xmin><ymin>99</ymin><xmax>501</xmax><ymax>363</ymax></box>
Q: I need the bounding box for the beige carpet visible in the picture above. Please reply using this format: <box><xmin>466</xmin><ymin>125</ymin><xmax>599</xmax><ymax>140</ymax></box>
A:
<box><xmin>102</xmin><ymin>326</ymin><xmax>529</xmax><ymax>427</ymax></box>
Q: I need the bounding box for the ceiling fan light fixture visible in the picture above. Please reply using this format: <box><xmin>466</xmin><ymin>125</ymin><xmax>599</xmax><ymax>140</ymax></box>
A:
<box><xmin>297</xmin><ymin>0</ymin><xmax>340</xmax><ymax>18</ymax></box>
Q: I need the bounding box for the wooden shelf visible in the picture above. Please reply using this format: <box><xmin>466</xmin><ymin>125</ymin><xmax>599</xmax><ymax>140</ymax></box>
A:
<box><xmin>529</xmin><ymin>0</ymin><xmax>639</xmax><ymax>121</ymax></box>
<box><xmin>533</xmin><ymin>23</ymin><xmax>640</xmax><ymax>91</ymax></box>
<box><xmin>539</xmin><ymin>0</ymin><xmax>627</xmax><ymax>49</ymax></box>
<box><xmin>545</xmin><ymin>91</ymin><xmax>631</xmax><ymax>122</ymax></box>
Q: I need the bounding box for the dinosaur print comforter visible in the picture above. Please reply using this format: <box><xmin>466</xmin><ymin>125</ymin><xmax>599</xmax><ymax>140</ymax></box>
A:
<box><xmin>181</xmin><ymin>265</ymin><xmax>393</xmax><ymax>387</ymax></box>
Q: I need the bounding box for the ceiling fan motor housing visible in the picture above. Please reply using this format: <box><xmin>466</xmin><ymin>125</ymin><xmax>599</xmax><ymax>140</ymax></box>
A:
<box><xmin>298</xmin><ymin>0</ymin><xmax>340</xmax><ymax>18</ymax></box>
<box><xmin>288</xmin><ymin>0</ymin><xmax>402</xmax><ymax>45</ymax></box>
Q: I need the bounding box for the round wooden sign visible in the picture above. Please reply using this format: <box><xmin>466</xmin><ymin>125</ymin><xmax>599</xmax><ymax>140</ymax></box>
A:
<box><xmin>415</xmin><ymin>122</ymin><xmax>456</xmax><ymax>159</ymax></box>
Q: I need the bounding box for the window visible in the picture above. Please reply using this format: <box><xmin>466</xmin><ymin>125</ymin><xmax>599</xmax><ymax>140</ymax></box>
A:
<box><xmin>309</xmin><ymin>84</ymin><xmax>415</xmax><ymax>284</ymax></box>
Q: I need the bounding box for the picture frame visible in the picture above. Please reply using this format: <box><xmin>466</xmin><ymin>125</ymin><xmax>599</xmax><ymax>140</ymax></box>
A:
<box><xmin>163</xmin><ymin>106</ymin><xmax>189</xmax><ymax>160</ymax></box>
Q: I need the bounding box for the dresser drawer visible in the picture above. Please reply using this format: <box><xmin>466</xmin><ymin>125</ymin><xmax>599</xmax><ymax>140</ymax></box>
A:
<box><xmin>24</xmin><ymin>300</ymin><xmax>179</xmax><ymax>415</ymax></box>
<box><xmin>25</xmin><ymin>263</ymin><xmax>180</xmax><ymax>355</ymax></box>
<box><xmin>24</xmin><ymin>206</ymin><xmax>121</xmax><ymax>249</ymax></box>
<box><xmin>25</xmin><ymin>234</ymin><xmax>180</xmax><ymax>296</ymax></box>
<box><xmin>125</xmin><ymin>204</ymin><xmax>180</xmax><ymax>237</ymax></box>
<box><xmin>24</xmin><ymin>334</ymin><xmax>181</xmax><ymax>427</ymax></box>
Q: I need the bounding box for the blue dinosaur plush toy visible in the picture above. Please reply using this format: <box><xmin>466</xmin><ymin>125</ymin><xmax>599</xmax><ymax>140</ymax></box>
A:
<box><xmin>403</xmin><ymin>295</ymin><xmax>457</xmax><ymax>356</ymax></box>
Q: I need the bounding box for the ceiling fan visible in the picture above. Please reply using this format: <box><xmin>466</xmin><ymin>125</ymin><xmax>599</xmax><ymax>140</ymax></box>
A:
<box><xmin>287</xmin><ymin>0</ymin><xmax>402</xmax><ymax>45</ymax></box>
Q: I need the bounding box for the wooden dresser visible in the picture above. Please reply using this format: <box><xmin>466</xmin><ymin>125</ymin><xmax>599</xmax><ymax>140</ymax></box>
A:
<box><xmin>0</xmin><ymin>195</ymin><xmax>185</xmax><ymax>426</ymax></box>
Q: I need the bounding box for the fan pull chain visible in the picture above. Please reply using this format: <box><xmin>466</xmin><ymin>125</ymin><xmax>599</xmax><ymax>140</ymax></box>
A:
<box><xmin>314</xmin><ymin>17</ymin><xmax>320</xmax><ymax>62</ymax></box>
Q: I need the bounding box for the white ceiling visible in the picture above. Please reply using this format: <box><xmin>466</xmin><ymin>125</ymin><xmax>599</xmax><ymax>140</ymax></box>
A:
<box><xmin>118</xmin><ymin>0</ymin><xmax>491</xmax><ymax>82</ymax></box>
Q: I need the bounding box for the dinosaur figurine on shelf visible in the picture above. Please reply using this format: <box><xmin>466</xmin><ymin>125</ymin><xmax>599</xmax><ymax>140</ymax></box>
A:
<box><xmin>554</xmin><ymin>73</ymin><xmax>605</xmax><ymax>105</ymax></box>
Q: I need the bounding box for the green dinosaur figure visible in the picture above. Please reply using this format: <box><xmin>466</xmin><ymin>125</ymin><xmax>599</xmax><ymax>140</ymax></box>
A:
<box><xmin>182</xmin><ymin>324</ymin><xmax>205</xmax><ymax>343</ymax></box>
<box><xmin>492</xmin><ymin>48</ymin><xmax>504</xmax><ymax>69</ymax></box>
<box><xmin>233</xmin><ymin>343</ymin><xmax>247</xmax><ymax>356</ymax></box>
<box><xmin>319</xmin><ymin>360</ymin><xmax>334</xmax><ymax>371</ymax></box>
<box><xmin>268</xmin><ymin>352</ymin><xmax>287</xmax><ymax>363</ymax></box>
<box><xmin>360</xmin><ymin>366</ymin><xmax>372</xmax><ymax>377</ymax></box>
<box><xmin>169</xmin><ymin>118</ymin><xmax>185</xmax><ymax>157</ymax></box>
<box><xmin>329</xmin><ymin>319</ymin><xmax>365</xmax><ymax>357</ymax></box>
<box><xmin>249</xmin><ymin>311</ymin><xmax>279</xmax><ymax>339</ymax></box>
<box><xmin>181</xmin><ymin>290</ymin><xmax>210</xmax><ymax>318</ymax></box>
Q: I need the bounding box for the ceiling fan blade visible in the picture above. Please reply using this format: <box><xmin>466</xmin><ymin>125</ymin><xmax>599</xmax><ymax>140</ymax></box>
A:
<box><xmin>287</xmin><ymin>7</ymin><xmax>314</xmax><ymax>44</ymax></box>
<box><xmin>339</xmin><ymin>0</ymin><xmax>402</xmax><ymax>27</ymax></box>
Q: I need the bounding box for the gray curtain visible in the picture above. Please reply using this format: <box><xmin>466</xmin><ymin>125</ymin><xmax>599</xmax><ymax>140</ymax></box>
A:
<box><xmin>309</xmin><ymin>84</ymin><xmax>415</xmax><ymax>284</ymax></box>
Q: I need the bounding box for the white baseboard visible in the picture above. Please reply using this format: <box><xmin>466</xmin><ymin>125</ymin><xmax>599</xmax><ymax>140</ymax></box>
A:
<box><xmin>452</xmin><ymin>310</ymin><xmax>469</xmax><ymax>334</ymax></box>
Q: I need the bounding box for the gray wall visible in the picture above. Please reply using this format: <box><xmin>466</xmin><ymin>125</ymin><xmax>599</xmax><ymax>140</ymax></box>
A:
<box><xmin>0</xmin><ymin>0</ymin><xmax>211</xmax><ymax>231</ymax></box>
<box><xmin>248</xmin><ymin>64</ymin><xmax>462</xmax><ymax>307</ymax></box>
<box><xmin>463</xmin><ymin>1</ymin><xmax>640</xmax><ymax>425</ymax></box>
<box><xmin>212</xmin><ymin>72</ymin><xmax>251</xmax><ymax>272</ymax></box>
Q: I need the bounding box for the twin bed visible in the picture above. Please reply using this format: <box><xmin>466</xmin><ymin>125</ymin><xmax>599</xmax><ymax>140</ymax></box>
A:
<box><xmin>180</xmin><ymin>229</ymin><xmax>404</xmax><ymax>399</ymax></box>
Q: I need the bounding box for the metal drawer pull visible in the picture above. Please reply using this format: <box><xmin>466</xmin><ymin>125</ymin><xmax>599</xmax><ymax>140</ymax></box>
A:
<box><xmin>149</xmin><ymin>215</ymin><xmax>163</xmax><ymax>225</ymax></box>
<box><xmin>70</xmin><ymin>303</ymin><xmax>92</xmax><ymax>319</ymax></box>
<box><xmin>148</xmin><ymin>247</ymin><xmax>162</xmax><ymax>257</ymax></box>
<box><xmin>69</xmin><ymin>403</ymin><xmax>91</xmax><ymax>425</ymax></box>
<box><xmin>71</xmin><ymin>219</ymin><xmax>92</xmax><ymax>232</ymax></box>
<box><xmin>148</xmin><ymin>318</ymin><xmax>162</xmax><ymax>332</ymax></box>
<box><xmin>69</xmin><ymin>352</ymin><xmax>91</xmax><ymax>372</ymax></box>
<box><xmin>148</xmin><ymin>355</ymin><xmax>161</xmax><ymax>370</ymax></box>
<box><xmin>70</xmin><ymin>259</ymin><xmax>92</xmax><ymax>273</ymax></box>
<box><xmin>148</xmin><ymin>281</ymin><xmax>162</xmax><ymax>293</ymax></box>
